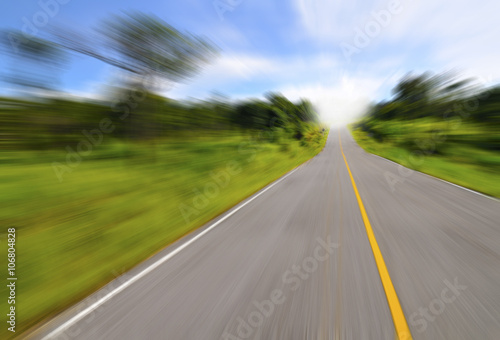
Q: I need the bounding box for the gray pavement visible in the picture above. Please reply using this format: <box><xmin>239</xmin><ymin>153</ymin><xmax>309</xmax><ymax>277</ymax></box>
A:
<box><xmin>32</xmin><ymin>127</ymin><xmax>500</xmax><ymax>339</ymax></box>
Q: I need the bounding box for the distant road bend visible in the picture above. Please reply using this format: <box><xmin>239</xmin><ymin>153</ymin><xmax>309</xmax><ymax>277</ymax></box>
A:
<box><xmin>33</xmin><ymin>127</ymin><xmax>500</xmax><ymax>340</ymax></box>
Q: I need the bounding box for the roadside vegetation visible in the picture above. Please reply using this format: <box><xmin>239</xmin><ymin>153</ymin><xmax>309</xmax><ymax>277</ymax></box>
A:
<box><xmin>0</xmin><ymin>94</ymin><xmax>328</xmax><ymax>338</ymax></box>
<box><xmin>0</xmin><ymin>12</ymin><xmax>328</xmax><ymax>338</ymax></box>
<box><xmin>351</xmin><ymin>72</ymin><xmax>500</xmax><ymax>197</ymax></box>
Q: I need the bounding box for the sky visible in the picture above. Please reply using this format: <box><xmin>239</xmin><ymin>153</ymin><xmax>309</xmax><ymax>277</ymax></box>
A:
<box><xmin>2</xmin><ymin>0</ymin><xmax>500</xmax><ymax>123</ymax></box>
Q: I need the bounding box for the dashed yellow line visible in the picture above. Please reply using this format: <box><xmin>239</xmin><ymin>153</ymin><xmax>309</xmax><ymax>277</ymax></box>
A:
<box><xmin>339</xmin><ymin>132</ymin><xmax>412</xmax><ymax>340</ymax></box>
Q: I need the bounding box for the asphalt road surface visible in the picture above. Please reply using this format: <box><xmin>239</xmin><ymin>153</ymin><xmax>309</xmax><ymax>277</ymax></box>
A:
<box><xmin>32</xmin><ymin>127</ymin><xmax>500</xmax><ymax>340</ymax></box>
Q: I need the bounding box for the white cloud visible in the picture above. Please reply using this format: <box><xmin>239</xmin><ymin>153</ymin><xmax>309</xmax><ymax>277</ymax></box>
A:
<box><xmin>168</xmin><ymin>51</ymin><xmax>405</xmax><ymax>123</ymax></box>
<box><xmin>294</xmin><ymin>0</ymin><xmax>500</xmax><ymax>82</ymax></box>
<box><xmin>280</xmin><ymin>75</ymin><xmax>383</xmax><ymax>124</ymax></box>
<box><xmin>288</xmin><ymin>0</ymin><xmax>500</xmax><ymax>120</ymax></box>
<box><xmin>153</xmin><ymin>0</ymin><xmax>500</xmax><ymax>121</ymax></box>
<box><xmin>389</xmin><ymin>0</ymin><xmax>500</xmax><ymax>83</ymax></box>
<box><xmin>168</xmin><ymin>53</ymin><xmax>342</xmax><ymax>98</ymax></box>
<box><xmin>294</xmin><ymin>0</ymin><xmax>384</xmax><ymax>42</ymax></box>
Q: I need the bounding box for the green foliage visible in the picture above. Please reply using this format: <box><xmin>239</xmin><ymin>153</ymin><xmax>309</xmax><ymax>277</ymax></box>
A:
<box><xmin>0</xmin><ymin>87</ymin><xmax>323</xmax><ymax>340</ymax></box>
<box><xmin>45</xmin><ymin>12</ymin><xmax>218</xmax><ymax>84</ymax></box>
<box><xmin>351</xmin><ymin>123</ymin><xmax>500</xmax><ymax>197</ymax></box>
<box><xmin>99</xmin><ymin>12</ymin><xmax>218</xmax><ymax>80</ymax></box>
<box><xmin>0</xmin><ymin>91</ymin><xmax>321</xmax><ymax>149</ymax></box>
<box><xmin>0</xmin><ymin>14</ymin><xmax>326</xmax><ymax>339</ymax></box>
<box><xmin>368</xmin><ymin>72</ymin><xmax>493</xmax><ymax>122</ymax></box>
<box><xmin>0</xmin><ymin>130</ymin><xmax>328</xmax><ymax>339</ymax></box>
<box><xmin>352</xmin><ymin>71</ymin><xmax>500</xmax><ymax>197</ymax></box>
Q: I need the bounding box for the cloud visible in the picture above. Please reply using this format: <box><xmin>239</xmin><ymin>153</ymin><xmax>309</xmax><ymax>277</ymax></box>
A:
<box><xmin>71</xmin><ymin>0</ymin><xmax>496</xmax><ymax>121</ymax></box>
<box><xmin>168</xmin><ymin>53</ymin><xmax>342</xmax><ymax>98</ymax></box>
<box><xmin>168</xmin><ymin>51</ymin><xmax>404</xmax><ymax>123</ymax></box>
<box><xmin>294</xmin><ymin>0</ymin><xmax>500</xmax><ymax>82</ymax></box>
<box><xmin>280</xmin><ymin>75</ymin><xmax>383</xmax><ymax>123</ymax></box>
<box><xmin>294</xmin><ymin>0</ymin><xmax>383</xmax><ymax>42</ymax></box>
<box><xmin>287</xmin><ymin>0</ymin><xmax>500</xmax><ymax>120</ymax></box>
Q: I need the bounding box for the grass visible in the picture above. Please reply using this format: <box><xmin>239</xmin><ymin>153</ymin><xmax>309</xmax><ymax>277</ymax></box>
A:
<box><xmin>350</xmin><ymin>119</ymin><xmax>500</xmax><ymax>197</ymax></box>
<box><xmin>0</xmin><ymin>129</ymin><xmax>328</xmax><ymax>339</ymax></box>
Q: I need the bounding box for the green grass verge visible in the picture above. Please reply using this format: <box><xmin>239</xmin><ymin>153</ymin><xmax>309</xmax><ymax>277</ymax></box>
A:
<box><xmin>349</xmin><ymin>121</ymin><xmax>500</xmax><ymax>198</ymax></box>
<box><xmin>0</xmin><ymin>129</ymin><xmax>328</xmax><ymax>339</ymax></box>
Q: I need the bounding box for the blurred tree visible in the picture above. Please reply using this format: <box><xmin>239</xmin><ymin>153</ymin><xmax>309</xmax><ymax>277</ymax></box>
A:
<box><xmin>296</xmin><ymin>99</ymin><xmax>319</xmax><ymax>123</ymax></box>
<box><xmin>0</xmin><ymin>31</ymin><xmax>67</xmax><ymax>94</ymax></box>
<box><xmin>473</xmin><ymin>86</ymin><xmax>500</xmax><ymax>124</ymax></box>
<box><xmin>50</xmin><ymin>12</ymin><xmax>217</xmax><ymax>87</ymax></box>
<box><xmin>265</xmin><ymin>93</ymin><xmax>314</xmax><ymax>139</ymax></box>
<box><xmin>0</xmin><ymin>14</ymin><xmax>323</xmax><ymax>148</ymax></box>
<box><xmin>388</xmin><ymin>72</ymin><xmax>477</xmax><ymax>120</ymax></box>
<box><xmin>51</xmin><ymin>12</ymin><xmax>218</xmax><ymax>139</ymax></box>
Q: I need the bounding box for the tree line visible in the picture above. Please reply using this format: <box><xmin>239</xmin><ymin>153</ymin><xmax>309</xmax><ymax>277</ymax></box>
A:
<box><xmin>0</xmin><ymin>12</ymin><xmax>322</xmax><ymax>150</ymax></box>
<box><xmin>356</xmin><ymin>72</ymin><xmax>500</xmax><ymax>153</ymax></box>
<box><xmin>365</xmin><ymin>72</ymin><xmax>500</xmax><ymax>124</ymax></box>
<box><xmin>0</xmin><ymin>92</ymin><xmax>320</xmax><ymax>150</ymax></box>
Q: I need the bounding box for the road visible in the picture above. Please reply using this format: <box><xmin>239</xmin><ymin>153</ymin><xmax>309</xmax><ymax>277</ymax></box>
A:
<box><xmin>32</xmin><ymin>127</ymin><xmax>500</xmax><ymax>339</ymax></box>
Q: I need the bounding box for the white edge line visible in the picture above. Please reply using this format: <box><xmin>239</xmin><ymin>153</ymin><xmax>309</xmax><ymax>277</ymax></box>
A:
<box><xmin>368</xmin><ymin>153</ymin><xmax>499</xmax><ymax>202</ymax></box>
<box><xmin>40</xmin><ymin>166</ymin><xmax>302</xmax><ymax>339</ymax></box>
<box><xmin>346</xmin><ymin>127</ymin><xmax>498</xmax><ymax>201</ymax></box>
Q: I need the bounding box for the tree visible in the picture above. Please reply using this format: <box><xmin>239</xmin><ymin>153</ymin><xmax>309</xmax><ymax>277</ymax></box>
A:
<box><xmin>50</xmin><ymin>12</ymin><xmax>218</xmax><ymax>87</ymax></box>
<box><xmin>0</xmin><ymin>31</ymin><xmax>66</xmax><ymax>94</ymax></box>
<box><xmin>389</xmin><ymin>72</ymin><xmax>476</xmax><ymax>119</ymax></box>
<box><xmin>50</xmin><ymin>12</ymin><xmax>218</xmax><ymax>138</ymax></box>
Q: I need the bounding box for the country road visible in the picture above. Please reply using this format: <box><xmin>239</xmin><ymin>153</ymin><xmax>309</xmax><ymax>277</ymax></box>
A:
<box><xmin>31</xmin><ymin>127</ymin><xmax>500</xmax><ymax>340</ymax></box>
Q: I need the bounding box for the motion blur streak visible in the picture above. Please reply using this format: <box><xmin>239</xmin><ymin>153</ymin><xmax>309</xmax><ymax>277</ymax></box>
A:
<box><xmin>32</xmin><ymin>128</ymin><xmax>500</xmax><ymax>339</ymax></box>
<box><xmin>0</xmin><ymin>11</ymin><xmax>327</xmax><ymax>338</ymax></box>
<box><xmin>352</xmin><ymin>71</ymin><xmax>500</xmax><ymax>198</ymax></box>
<box><xmin>1</xmin><ymin>1</ymin><xmax>499</xmax><ymax>339</ymax></box>
<box><xmin>340</xmin><ymin>132</ymin><xmax>412</xmax><ymax>340</ymax></box>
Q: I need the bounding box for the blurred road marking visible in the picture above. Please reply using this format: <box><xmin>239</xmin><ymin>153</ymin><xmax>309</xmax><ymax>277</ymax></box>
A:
<box><xmin>367</xmin><ymin>150</ymin><xmax>498</xmax><ymax>201</ymax></box>
<box><xmin>339</xmin><ymin>131</ymin><xmax>412</xmax><ymax>340</ymax></box>
<box><xmin>39</xmin><ymin>165</ymin><xmax>303</xmax><ymax>340</ymax></box>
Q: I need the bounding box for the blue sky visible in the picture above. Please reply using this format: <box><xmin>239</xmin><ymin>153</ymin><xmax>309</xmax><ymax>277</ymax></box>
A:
<box><xmin>2</xmin><ymin>0</ymin><xmax>499</xmax><ymax>122</ymax></box>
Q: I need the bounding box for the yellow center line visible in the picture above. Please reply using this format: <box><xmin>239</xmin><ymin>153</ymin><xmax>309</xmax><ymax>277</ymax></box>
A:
<box><xmin>339</xmin><ymin>131</ymin><xmax>412</xmax><ymax>340</ymax></box>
